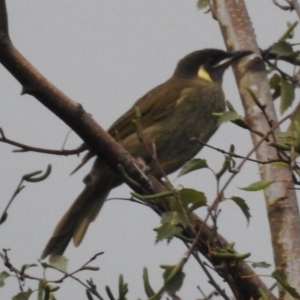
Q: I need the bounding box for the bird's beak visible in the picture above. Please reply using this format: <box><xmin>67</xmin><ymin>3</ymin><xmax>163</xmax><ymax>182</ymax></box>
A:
<box><xmin>213</xmin><ymin>50</ymin><xmax>253</xmax><ymax>69</ymax></box>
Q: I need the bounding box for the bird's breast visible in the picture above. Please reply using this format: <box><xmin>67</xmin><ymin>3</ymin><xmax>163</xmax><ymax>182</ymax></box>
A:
<box><xmin>146</xmin><ymin>83</ymin><xmax>225</xmax><ymax>175</ymax></box>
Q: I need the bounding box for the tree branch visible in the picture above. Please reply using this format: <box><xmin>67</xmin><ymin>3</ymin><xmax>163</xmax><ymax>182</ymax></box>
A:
<box><xmin>214</xmin><ymin>0</ymin><xmax>300</xmax><ymax>296</ymax></box>
<box><xmin>0</xmin><ymin>1</ymin><xmax>277</xmax><ymax>299</ymax></box>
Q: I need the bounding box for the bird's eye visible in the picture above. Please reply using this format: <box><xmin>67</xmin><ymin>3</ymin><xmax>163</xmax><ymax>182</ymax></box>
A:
<box><xmin>206</xmin><ymin>57</ymin><xmax>217</xmax><ymax>67</ymax></box>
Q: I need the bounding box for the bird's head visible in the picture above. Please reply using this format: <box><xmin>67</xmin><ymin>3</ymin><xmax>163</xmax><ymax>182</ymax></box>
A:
<box><xmin>174</xmin><ymin>49</ymin><xmax>253</xmax><ymax>82</ymax></box>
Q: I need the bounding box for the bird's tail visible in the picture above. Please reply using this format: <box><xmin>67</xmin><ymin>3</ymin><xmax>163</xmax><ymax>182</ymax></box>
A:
<box><xmin>41</xmin><ymin>158</ymin><xmax>119</xmax><ymax>259</ymax></box>
<box><xmin>41</xmin><ymin>186</ymin><xmax>110</xmax><ymax>259</ymax></box>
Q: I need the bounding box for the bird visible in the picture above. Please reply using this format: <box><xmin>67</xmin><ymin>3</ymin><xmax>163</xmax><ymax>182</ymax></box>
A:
<box><xmin>41</xmin><ymin>48</ymin><xmax>252</xmax><ymax>259</ymax></box>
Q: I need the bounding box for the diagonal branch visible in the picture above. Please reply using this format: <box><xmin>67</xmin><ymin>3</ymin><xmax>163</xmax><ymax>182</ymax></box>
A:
<box><xmin>0</xmin><ymin>1</ymin><xmax>277</xmax><ymax>299</ymax></box>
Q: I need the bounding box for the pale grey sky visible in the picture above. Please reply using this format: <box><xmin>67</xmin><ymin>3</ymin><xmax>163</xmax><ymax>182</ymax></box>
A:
<box><xmin>1</xmin><ymin>1</ymin><xmax>299</xmax><ymax>299</ymax></box>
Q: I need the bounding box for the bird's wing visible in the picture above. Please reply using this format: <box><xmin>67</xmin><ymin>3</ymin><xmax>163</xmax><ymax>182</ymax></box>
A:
<box><xmin>108</xmin><ymin>78</ymin><xmax>189</xmax><ymax>140</ymax></box>
<box><xmin>71</xmin><ymin>79</ymin><xmax>192</xmax><ymax>174</ymax></box>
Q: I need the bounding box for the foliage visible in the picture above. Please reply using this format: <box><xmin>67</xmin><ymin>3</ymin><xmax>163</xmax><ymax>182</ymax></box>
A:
<box><xmin>1</xmin><ymin>2</ymin><xmax>300</xmax><ymax>300</ymax></box>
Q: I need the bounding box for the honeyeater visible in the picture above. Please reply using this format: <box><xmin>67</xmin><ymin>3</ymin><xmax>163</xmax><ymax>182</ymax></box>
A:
<box><xmin>41</xmin><ymin>48</ymin><xmax>252</xmax><ymax>258</ymax></box>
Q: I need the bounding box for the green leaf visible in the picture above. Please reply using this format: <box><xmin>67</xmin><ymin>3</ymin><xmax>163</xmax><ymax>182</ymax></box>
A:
<box><xmin>37</xmin><ymin>280</ymin><xmax>43</xmax><ymax>300</ymax></box>
<box><xmin>155</xmin><ymin>212</ymin><xmax>188</xmax><ymax>243</ymax></box>
<box><xmin>269</xmin><ymin>73</ymin><xmax>281</xmax><ymax>100</ymax></box>
<box><xmin>270</xmin><ymin>41</ymin><xmax>294</xmax><ymax>56</ymax></box>
<box><xmin>161</xmin><ymin>264</ymin><xmax>185</xmax><ymax>293</ymax></box>
<box><xmin>210</xmin><ymin>248</ymin><xmax>250</xmax><ymax>261</ymax></box>
<box><xmin>82</xmin><ymin>266</ymin><xmax>100</xmax><ymax>271</ymax></box>
<box><xmin>178</xmin><ymin>188</ymin><xmax>207</xmax><ymax>211</ymax></box>
<box><xmin>268</xmin><ymin>141</ymin><xmax>291</xmax><ymax>151</ymax></box>
<box><xmin>48</xmin><ymin>285</ymin><xmax>60</xmax><ymax>292</ymax></box>
<box><xmin>216</xmin><ymin>111</ymin><xmax>243</xmax><ymax>126</ymax></box>
<box><xmin>161</xmin><ymin>211</ymin><xmax>189</xmax><ymax>227</ymax></box>
<box><xmin>271</xmin><ymin>161</ymin><xmax>290</xmax><ymax>168</ymax></box>
<box><xmin>251</xmin><ymin>261</ymin><xmax>271</xmax><ymax>268</ymax></box>
<box><xmin>272</xmin><ymin>269</ymin><xmax>286</xmax><ymax>280</ymax></box>
<box><xmin>155</xmin><ymin>222</ymin><xmax>183</xmax><ymax>243</ymax></box>
<box><xmin>286</xmin><ymin>118</ymin><xmax>300</xmax><ymax>153</ymax></box>
<box><xmin>278</xmin><ymin>21</ymin><xmax>298</xmax><ymax>42</ymax></box>
<box><xmin>216</xmin><ymin>155</ymin><xmax>231</xmax><ymax>179</ymax></box>
<box><xmin>286</xmin><ymin>21</ymin><xmax>297</xmax><ymax>38</ymax></box>
<box><xmin>12</xmin><ymin>289</ymin><xmax>33</xmax><ymax>300</ymax></box>
<box><xmin>178</xmin><ymin>158</ymin><xmax>208</xmax><ymax>177</ymax></box>
<box><xmin>86</xmin><ymin>289</ymin><xmax>94</xmax><ymax>300</ymax></box>
<box><xmin>143</xmin><ymin>267</ymin><xmax>155</xmax><ymax>298</ymax></box>
<box><xmin>272</xmin><ymin>270</ymin><xmax>300</xmax><ymax>299</ymax></box>
<box><xmin>269</xmin><ymin>73</ymin><xmax>281</xmax><ymax>89</ymax></box>
<box><xmin>229</xmin><ymin>196</ymin><xmax>251</xmax><ymax>223</ymax></box>
<box><xmin>259</xmin><ymin>288</ymin><xmax>269</xmax><ymax>300</ymax></box>
<box><xmin>226</xmin><ymin>100</ymin><xmax>237</xmax><ymax>112</ymax></box>
<box><xmin>230</xmin><ymin>118</ymin><xmax>250</xmax><ymax>130</ymax></box>
<box><xmin>118</xmin><ymin>274</ymin><xmax>128</xmax><ymax>299</ymax></box>
<box><xmin>197</xmin><ymin>0</ymin><xmax>209</xmax><ymax>10</ymax></box>
<box><xmin>106</xmin><ymin>286</ymin><xmax>116</xmax><ymax>300</ymax></box>
<box><xmin>239</xmin><ymin>180</ymin><xmax>274</xmax><ymax>191</ymax></box>
<box><xmin>49</xmin><ymin>255</ymin><xmax>68</xmax><ymax>272</ymax></box>
<box><xmin>20</xmin><ymin>263</ymin><xmax>37</xmax><ymax>275</ymax></box>
<box><xmin>0</xmin><ymin>271</ymin><xmax>9</xmax><ymax>287</ymax></box>
<box><xmin>24</xmin><ymin>164</ymin><xmax>52</xmax><ymax>182</ymax></box>
<box><xmin>280</xmin><ymin>77</ymin><xmax>295</xmax><ymax>114</ymax></box>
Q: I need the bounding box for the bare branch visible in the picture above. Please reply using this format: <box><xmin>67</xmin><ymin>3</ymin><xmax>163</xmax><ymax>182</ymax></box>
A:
<box><xmin>214</xmin><ymin>0</ymin><xmax>300</xmax><ymax>296</ymax></box>
<box><xmin>0</xmin><ymin>128</ymin><xmax>87</xmax><ymax>155</ymax></box>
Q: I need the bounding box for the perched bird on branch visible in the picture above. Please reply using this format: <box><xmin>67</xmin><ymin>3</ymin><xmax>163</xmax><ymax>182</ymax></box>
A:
<box><xmin>41</xmin><ymin>48</ymin><xmax>252</xmax><ymax>259</ymax></box>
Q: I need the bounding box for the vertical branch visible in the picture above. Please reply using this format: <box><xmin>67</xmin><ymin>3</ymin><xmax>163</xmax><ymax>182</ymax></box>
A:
<box><xmin>213</xmin><ymin>0</ymin><xmax>300</xmax><ymax>291</ymax></box>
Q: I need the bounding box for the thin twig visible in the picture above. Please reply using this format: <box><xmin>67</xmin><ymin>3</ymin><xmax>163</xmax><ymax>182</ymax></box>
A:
<box><xmin>0</xmin><ymin>128</ymin><xmax>87</xmax><ymax>156</ymax></box>
<box><xmin>196</xmin><ymin>140</ymin><xmax>284</xmax><ymax>165</ymax></box>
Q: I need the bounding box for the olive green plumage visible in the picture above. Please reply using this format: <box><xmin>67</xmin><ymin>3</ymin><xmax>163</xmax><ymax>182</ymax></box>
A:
<box><xmin>41</xmin><ymin>49</ymin><xmax>252</xmax><ymax>259</ymax></box>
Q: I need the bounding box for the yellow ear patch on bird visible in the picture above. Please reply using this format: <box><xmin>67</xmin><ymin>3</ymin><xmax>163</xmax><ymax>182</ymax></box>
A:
<box><xmin>197</xmin><ymin>66</ymin><xmax>212</xmax><ymax>82</ymax></box>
